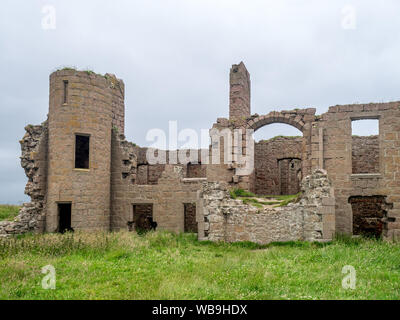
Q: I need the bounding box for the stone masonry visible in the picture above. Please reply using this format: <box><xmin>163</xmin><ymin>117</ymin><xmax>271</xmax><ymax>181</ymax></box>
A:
<box><xmin>198</xmin><ymin>169</ymin><xmax>335</xmax><ymax>243</ymax></box>
<box><xmin>3</xmin><ymin>62</ymin><xmax>400</xmax><ymax>242</ymax></box>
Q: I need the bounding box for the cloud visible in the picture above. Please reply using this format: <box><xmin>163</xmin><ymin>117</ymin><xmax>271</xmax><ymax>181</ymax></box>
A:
<box><xmin>0</xmin><ymin>0</ymin><xmax>399</xmax><ymax>202</ymax></box>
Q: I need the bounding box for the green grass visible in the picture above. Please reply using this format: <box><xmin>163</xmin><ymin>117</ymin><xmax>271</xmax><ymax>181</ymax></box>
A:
<box><xmin>230</xmin><ymin>189</ymin><xmax>300</xmax><ymax>208</ymax></box>
<box><xmin>0</xmin><ymin>205</ymin><xmax>20</xmax><ymax>221</ymax></box>
<box><xmin>0</xmin><ymin>231</ymin><xmax>399</xmax><ymax>300</ymax></box>
<box><xmin>241</xmin><ymin>198</ymin><xmax>281</xmax><ymax>208</ymax></box>
<box><xmin>230</xmin><ymin>188</ymin><xmax>257</xmax><ymax>199</ymax></box>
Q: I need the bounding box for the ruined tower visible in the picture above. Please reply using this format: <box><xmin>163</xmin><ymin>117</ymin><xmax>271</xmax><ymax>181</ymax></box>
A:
<box><xmin>45</xmin><ymin>69</ymin><xmax>124</xmax><ymax>232</ymax></box>
<box><xmin>229</xmin><ymin>62</ymin><xmax>251</xmax><ymax>121</ymax></box>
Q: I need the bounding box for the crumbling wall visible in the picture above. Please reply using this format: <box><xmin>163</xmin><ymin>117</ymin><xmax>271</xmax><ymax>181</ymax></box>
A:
<box><xmin>254</xmin><ymin>137</ymin><xmax>302</xmax><ymax>195</ymax></box>
<box><xmin>198</xmin><ymin>169</ymin><xmax>335</xmax><ymax>244</ymax></box>
<box><xmin>111</xmin><ymin>130</ymin><xmax>204</xmax><ymax>232</ymax></box>
<box><xmin>0</xmin><ymin>122</ymin><xmax>48</xmax><ymax>237</ymax></box>
<box><xmin>352</xmin><ymin>135</ymin><xmax>379</xmax><ymax>174</ymax></box>
<box><xmin>229</xmin><ymin>62</ymin><xmax>251</xmax><ymax>121</ymax></box>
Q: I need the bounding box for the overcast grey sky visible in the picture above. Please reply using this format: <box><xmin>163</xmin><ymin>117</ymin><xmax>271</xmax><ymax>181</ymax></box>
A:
<box><xmin>1</xmin><ymin>0</ymin><xmax>399</xmax><ymax>203</ymax></box>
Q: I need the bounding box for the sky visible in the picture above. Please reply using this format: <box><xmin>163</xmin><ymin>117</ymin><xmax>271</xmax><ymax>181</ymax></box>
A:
<box><xmin>0</xmin><ymin>0</ymin><xmax>398</xmax><ymax>203</ymax></box>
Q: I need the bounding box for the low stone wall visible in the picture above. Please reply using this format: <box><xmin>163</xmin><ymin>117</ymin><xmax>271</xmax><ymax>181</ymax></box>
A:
<box><xmin>0</xmin><ymin>122</ymin><xmax>48</xmax><ymax>237</ymax></box>
<box><xmin>198</xmin><ymin>169</ymin><xmax>335</xmax><ymax>244</ymax></box>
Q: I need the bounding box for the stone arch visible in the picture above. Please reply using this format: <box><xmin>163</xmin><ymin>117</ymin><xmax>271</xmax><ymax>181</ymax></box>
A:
<box><xmin>232</xmin><ymin>109</ymin><xmax>315</xmax><ymax>193</ymax></box>
<box><xmin>245</xmin><ymin>111</ymin><xmax>306</xmax><ymax>133</ymax></box>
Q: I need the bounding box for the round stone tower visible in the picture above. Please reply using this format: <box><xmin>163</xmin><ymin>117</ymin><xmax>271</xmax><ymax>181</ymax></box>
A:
<box><xmin>45</xmin><ymin>69</ymin><xmax>124</xmax><ymax>232</ymax></box>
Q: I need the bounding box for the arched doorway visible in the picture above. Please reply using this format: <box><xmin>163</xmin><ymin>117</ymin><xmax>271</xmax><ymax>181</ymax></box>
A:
<box><xmin>246</xmin><ymin>112</ymin><xmax>307</xmax><ymax>196</ymax></box>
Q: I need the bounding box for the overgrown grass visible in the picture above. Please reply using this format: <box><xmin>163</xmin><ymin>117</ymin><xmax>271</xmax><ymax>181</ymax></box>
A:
<box><xmin>230</xmin><ymin>188</ymin><xmax>257</xmax><ymax>199</ymax></box>
<box><xmin>241</xmin><ymin>198</ymin><xmax>281</xmax><ymax>208</ymax></box>
<box><xmin>0</xmin><ymin>231</ymin><xmax>399</xmax><ymax>300</ymax></box>
<box><xmin>0</xmin><ymin>205</ymin><xmax>20</xmax><ymax>221</ymax></box>
<box><xmin>230</xmin><ymin>189</ymin><xmax>300</xmax><ymax>208</ymax></box>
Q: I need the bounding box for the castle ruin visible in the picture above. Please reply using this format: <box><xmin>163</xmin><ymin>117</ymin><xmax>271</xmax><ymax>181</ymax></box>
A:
<box><xmin>1</xmin><ymin>62</ymin><xmax>399</xmax><ymax>243</ymax></box>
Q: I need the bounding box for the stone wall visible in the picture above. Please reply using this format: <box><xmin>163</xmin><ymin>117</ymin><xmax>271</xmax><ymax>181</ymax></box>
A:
<box><xmin>314</xmin><ymin>102</ymin><xmax>400</xmax><ymax>240</ymax></box>
<box><xmin>0</xmin><ymin>122</ymin><xmax>48</xmax><ymax>236</ymax></box>
<box><xmin>198</xmin><ymin>169</ymin><xmax>335</xmax><ymax>244</ymax></box>
<box><xmin>352</xmin><ymin>135</ymin><xmax>379</xmax><ymax>174</ymax></box>
<box><xmin>254</xmin><ymin>137</ymin><xmax>302</xmax><ymax>195</ymax></box>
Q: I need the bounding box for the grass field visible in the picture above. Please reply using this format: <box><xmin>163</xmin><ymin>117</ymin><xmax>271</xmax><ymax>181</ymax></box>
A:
<box><xmin>0</xmin><ymin>231</ymin><xmax>399</xmax><ymax>300</ymax></box>
<box><xmin>0</xmin><ymin>205</ymin><xmax>20</xmax><ymax>221</ymax></box>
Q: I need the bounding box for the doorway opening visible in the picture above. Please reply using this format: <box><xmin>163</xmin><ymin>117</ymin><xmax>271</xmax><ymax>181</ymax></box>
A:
<box><xmin>58</xmin><ymin>203</ymin><xmax>72</xmax><ymax>233</ymax></box>
<box><xmin>184</xmin><ymin>203</ymin><xmax>197</xmax><ymax>233</ymax></box>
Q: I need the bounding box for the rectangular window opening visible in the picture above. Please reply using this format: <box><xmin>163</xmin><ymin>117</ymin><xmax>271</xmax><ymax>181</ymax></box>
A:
<box><xmin>58</xmin><ymin>203</ymin><xmax>72</xmax><ymax>233</ymax></box>
<box><xmin>63</xmin><ymin>80</ymin><xmax>69</xmax><ymax>104</ymax></box>
<box><xmin>75</xmin><ymin>135</ymin><xmax>90</xmax><ymax>169</ymax></box>
<box><xmin>351</xmin><ymin>119</ymin><xmax>379</xmax><ymax>174</ymax></box>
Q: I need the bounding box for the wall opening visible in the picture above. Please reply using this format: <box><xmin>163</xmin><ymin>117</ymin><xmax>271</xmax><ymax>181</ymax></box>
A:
<box><xmin>63</xmin><ymin>80</ymin><xmax>68</xmax><ymax>104</ymax></box>
<box><xmin>351</xmin><ymin>119</ymin><xmax>379</xmax><ymax>174</ymax></box>
<box><xmin>58</xmin><ymin>203</ymin><xmax>72</xmax><ymax>233</ymax></box>
<box><xmin>75</xmin><ymin>135</ymin><xmax>90</xmax><ymax>169</ymax></box>
<box><xmin>349</xmin><ymin>196</ymin><xmax>392</xmax><ymax>238</ymax></box>
<box><xmin>184</xmin><ymin>203</ymin><xmax>197</xmax><ymax>233</ymax></box>
<box><xmin>252</xmin><ymin>123</ymin><xmax>303</xmax><ymax>196</ymax></box>
<box><xmin>131</xmin><ymin>204</ymin><xmax>156</xmax><ymax>232</ymax></box>
<box><xmin>278</xmin><ymin>158</ymin><xmax>302</xmax><ymax>195</ymax></box>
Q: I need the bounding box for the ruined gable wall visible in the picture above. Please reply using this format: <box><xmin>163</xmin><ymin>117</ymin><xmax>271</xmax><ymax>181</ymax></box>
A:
<box><xmin>254</xmin><ymin>137</ymin><xmax>302</xmax><ymax>195</ymax></box>
<box><xmin>316</xmin><ymin>102</ymin><xmax>400</xmax><ymax>240</ymax></box>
